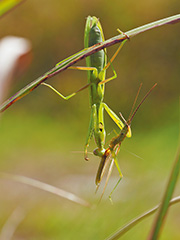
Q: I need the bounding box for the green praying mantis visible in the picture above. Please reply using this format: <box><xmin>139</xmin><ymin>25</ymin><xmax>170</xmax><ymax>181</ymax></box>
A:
<box><xmin>42</xmin><ymin>16</ymin><xmax>131</xmax><ymax>161</ymax></box>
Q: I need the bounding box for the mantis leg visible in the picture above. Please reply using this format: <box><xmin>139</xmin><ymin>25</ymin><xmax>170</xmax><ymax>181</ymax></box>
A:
<box><xmin>109</xmin><ymin>148</ymin><xmax>123</xmax><ymax>202</ymax></box>
<box><xmin>103</xmin><ymin>103</ymin><xmax>124</xmax><ymax>129</ymax></box>
<box><xmin>98</xmin><ymin>40</ymin><xmax>127</xmax><ymax>85</ymax></box>
<box><xmin>84</xmin><ymin>104</ymin><xmax>96</xmax><ymax>160</ymax></box>
<box><xmin>85</xmin><ymin>102</ymin><xmax>106</xmax><ymax>160</ymax></box>
<box><xmin>103</xmin><ymin>39</ymin><xmax>127</xmax><ymax>71</ymax></box>
<box><xmin>103</xmin><ymin>103</ymin><xmax>131</xmax><ymax>138</ymax></box>
<box><xmin>41</xmin><ymin>66</ymin><xmax>98</xmax><ymax>100</ymax></box>
<box><xmin>113</xmin><ymin>153</ymin><xmax>123</xmax><ymax>179</ymax></box>
<box><xmin>42</xmin><ymin>82</ymin><xmax>90</xmax><ymax>100</ymax></box>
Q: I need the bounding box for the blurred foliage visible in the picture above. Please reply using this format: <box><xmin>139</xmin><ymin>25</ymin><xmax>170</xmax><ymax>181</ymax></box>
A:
<box><xmin>0</xmin><ymin>0</ymin><xmax>24</xmax><ymax>17</ymax></box>
<box><xmin>0</xmin><ymin>0</ymin><xmax>180</xmax><ymax>239</ymax></box>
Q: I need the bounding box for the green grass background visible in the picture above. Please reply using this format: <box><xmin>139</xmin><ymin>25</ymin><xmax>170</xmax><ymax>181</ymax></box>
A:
<box><xmin>0</xmin><ymin>0</ymin><xmax>180</xmax><ymax>239</ymax></box>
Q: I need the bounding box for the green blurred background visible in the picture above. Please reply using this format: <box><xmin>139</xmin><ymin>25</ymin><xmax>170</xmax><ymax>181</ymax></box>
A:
<box><xmin>0</xmin><ymin>0</ymin><xmax>180</xmax><ymax>239</ymax></box>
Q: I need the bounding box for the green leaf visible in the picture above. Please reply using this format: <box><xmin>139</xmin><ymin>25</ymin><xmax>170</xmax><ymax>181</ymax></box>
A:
<box><xmin>0</xmin><ymin>0</ymin><xmax>25</xmax><ymax>17</ymax></box>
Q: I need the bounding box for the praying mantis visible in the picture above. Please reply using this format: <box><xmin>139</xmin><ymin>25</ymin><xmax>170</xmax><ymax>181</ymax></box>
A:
<box><xmin>42</xmin><ymin>16</ymin><xmax>130</xmax><ymax>160</ymax></box>
<box><xmin>95</xmin><ymin>83</ymin><xmax>157</xmax><ymax>199</ymax></box>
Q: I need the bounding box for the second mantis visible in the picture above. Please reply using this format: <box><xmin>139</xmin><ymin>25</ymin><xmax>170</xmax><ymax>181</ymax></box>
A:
<box><xmin>96</xmin><ymin>83</ymin><xmax>157</xmax><ymax>199</ymax></box>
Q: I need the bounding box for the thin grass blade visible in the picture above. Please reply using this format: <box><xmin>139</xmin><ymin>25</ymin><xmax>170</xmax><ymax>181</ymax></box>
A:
<box><xmin>147</xmin><ymin>144</ymin><xmax>180</xmax><ymax>240</ymax></box>
<box><xmin>105</xmin><ymin>196</ymin><xmax>180</xmax><ymax>240</ymax></box>
<box><xmin>0</xmin><ymin>205</ymin><xmax>29</xmax><ymax>240</ymax></box>
<box><xmin>0</xmin><ymin>172</ymin><xmax>91</xmax><ymax>208</ymax></box>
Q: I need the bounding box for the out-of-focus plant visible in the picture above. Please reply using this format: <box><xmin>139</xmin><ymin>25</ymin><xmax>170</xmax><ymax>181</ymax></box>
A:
<box><xmin>0</xmin><ymin>0</ymin><xmax>25</xmax><ymax>18</ymax></box>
